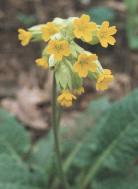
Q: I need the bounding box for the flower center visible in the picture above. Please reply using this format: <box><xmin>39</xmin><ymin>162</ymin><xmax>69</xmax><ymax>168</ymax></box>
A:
<box><xmin>55</xmin><ymin>44</ymin><xmax>63</xmax><ymax>51</ymax></box>
<box><xmin>100</xmin><ymin>30</ymin><xmax>107</xmax><ymax>38</ymax></box>
<box><xmin>78</xmin><ymin>25</ymin><xmax>86</xmax><ymax>31</ymax></box>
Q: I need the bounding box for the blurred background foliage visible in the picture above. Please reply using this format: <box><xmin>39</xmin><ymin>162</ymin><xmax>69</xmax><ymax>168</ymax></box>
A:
<box><xmin>0</xmin><ymin>89</ymin><xmax>138</xmax><ymax>189</ymax></box>
<box><xmin>0</xmin><ymin>0</ymin><xmax>138</xmax><ymax>188</ymax></box>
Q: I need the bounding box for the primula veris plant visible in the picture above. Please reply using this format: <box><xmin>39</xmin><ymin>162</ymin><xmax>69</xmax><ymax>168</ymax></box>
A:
<box><xmin>18</xmin><ymin>14</ymin><xmax>117</xmax><ymax>108</ymax></box>
<box><xmin>17</xmin><ymin>14</ymin><xmax>118</xmax><ymax>189</ymax></box>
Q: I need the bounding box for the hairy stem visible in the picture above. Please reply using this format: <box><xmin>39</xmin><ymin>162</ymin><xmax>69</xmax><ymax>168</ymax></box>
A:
<box><xmin>52</xmin><ymin>72</ymin><xmax>69</xmax><ymax>189</ymax></box>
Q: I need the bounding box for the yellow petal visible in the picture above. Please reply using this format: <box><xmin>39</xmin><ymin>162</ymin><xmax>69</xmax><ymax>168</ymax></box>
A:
<box><xmin>101</xmin><ymin>21</ymin><xmax>109</xmax><ymax>29</ymax></box>
<box><xmin>62</xmin><ymin>41</ymin><xmax>71</xmax><ymax>56</ymax></box>
<box><xmin>108</xmin><ymin>26</ymin><xmax>117</xmax><ymax>35</ymax></box>
<box><xmin>81</xmin><ymin>14</ymin><xmax>90</xmax><ymax>23</ymax></box>
<box><xmin>107</xmin><ymin>36</ymin><xmax>116</xmax><ymax>45</ymax></box>
<box><xmin>88</xmin><ymin>63</ymin><xmax>97</xmax><ymax>72</ymax></box>
<box><xmin>89</xmin><ymin>22</ymin><xmax>97</xmax><ymax>31</ymax></box>
<box><xmin>100</xmin><ymin>39</ymin><xmax>108</xmax><ymax>48</ymax></box>
<box><xmin>54</xmin><ymin>53</ymin><xmax>63</xmax><ymax>61</ymax></box>
<box><xmin>73</xmin><ymin>62</ymin><xmax>81</xmax><ymax>72</ymax></box>
<box><xmin>79</xmin><ymin>65</ymin><xmax>88</xmax><ymax>77</ymax></box>
<box><xmin>83</xmin><ymin>31</ymin><xmax>92</xmax><ymax>42</ymax></box>
<box><xmin>89</xmin><ymin>54</ymin><xmax>97</xmax><ymax>62</ymax></box>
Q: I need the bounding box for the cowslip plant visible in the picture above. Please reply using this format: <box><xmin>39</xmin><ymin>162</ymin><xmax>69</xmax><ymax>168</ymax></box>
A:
<box><xmin>18</xmin><ymin>14</ymin><xmax>117</xmax><ymax>189</ymax></box>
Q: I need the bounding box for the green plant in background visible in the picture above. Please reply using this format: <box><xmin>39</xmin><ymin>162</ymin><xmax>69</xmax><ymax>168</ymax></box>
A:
<box><xmin>17</xmin><ymin>13</ymin><xmax>37</xmax><ymax>27</ymax></box>
<box><xmin>0</xmin><ymin>89</ymin><xmax>138</xmax><ymax>188</ymax></box>
<box><xmin>86</xmin><ymin>7</ymin><xmax>116</xmax><ymax>25</ymax></box>
<box><xmin>17</xmin><ymin>14</ymin><xmax>117</xmax><ymax>189</ymax></box>
<box><xmin>124</xmin><ymin>0</ymin><xmax>138</xmax><ymax>49</ymax></box>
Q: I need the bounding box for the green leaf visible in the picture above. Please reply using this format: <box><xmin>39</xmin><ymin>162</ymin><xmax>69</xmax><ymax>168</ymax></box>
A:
<box><xmin>0</xmin><ymin>183</ymin><xmax>40</xmax><ymax>189</ymax></box>
<box><xmin>124</xmin><ymin>0</ymin><xmax>138</xmax><ymax>14</ymax></box>
<box><xmin>93</xmin><ymin>167</ymin><xmax>138</xmax><ymax>189</ymax></box>
<box><xmin>0</xmin><ymin>153</ymin><xmax>44</xmax><ymax>188</ymax></box>
<box><xmin>77</xmin><ymin>89</ymin><xmax>138</xmax><ymax>188</ymax></box>
<box><xmin>28</xmin><ymin>132</ymin><xmax>54</xmax><ymax>170</ymax></box>
<box><xmin>17</xmin><ymin>13</ymin><xmax>37</xmax><ymax>27</ymax></box>
<box><xmin>124</xmin><ymin>0</ymin><xmax>138</xmax><ymax>49</ymax></box>
<box><xmin>86</xmin><ymin>7</ymin><xmax>116</xmax><ymax>25</ymax></box>
<box><xmin>0</xmin><ymin>108</ymin><xmax>30</xmax><ymax>156</ymax></box>
<box><xmin>86</xmin><ymin>97</ymin><xmax>111</xmax><ymax>118</ymax></box>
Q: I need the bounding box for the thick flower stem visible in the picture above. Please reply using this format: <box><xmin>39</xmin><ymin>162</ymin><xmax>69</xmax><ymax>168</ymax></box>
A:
<box><xmin>52</xmin><ymin>72</ymin><xmax>69</xmax><ymax>189</ymax></box>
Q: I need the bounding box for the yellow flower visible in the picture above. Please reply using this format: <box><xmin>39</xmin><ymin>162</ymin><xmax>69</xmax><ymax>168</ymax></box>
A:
<box><xmin>18</xmin><ymin>28</ymin><xmax>32</xmax><ymax>46</ymax></box>
<box><xmin>96</xmin><ymin>69</ymin><xmax>113</xmax><ymax>91</ymax></box>
<box><xmin>35</xmin><ymin>58</ymin><xmax>48</xmax><ymax>69</ymax></box>
<box><xmin>74</xmin><ymin>87</ymin><xmax>84</xmax><ymax>95</ymax></box>
<box><xmin>73</xmin><ymin>14</ymin><xmax>96</xmax><ymax>42</ymax></box>
<box><xmin>57</xmin><ymin>91</ymin><xmax>76</xmax><ymax>107</ymax></box>
<box><xmin>41</xmin><ymin>22</ymin><xmax>59</xmax><ymax>41</ymax></box>
<box><xmin>73</xmin><ymin>53</ymin><xmax>97</xmax><ymax>78</ymax></box>
<box><xmin>97</xmin><ymin>21</ymin><xmax>117</xmax><ymax>48</ymax></box>
<box><xmin>47</xmin><ymin>40</ymin><xmax>71</xmax><ymax>61</ymax></box>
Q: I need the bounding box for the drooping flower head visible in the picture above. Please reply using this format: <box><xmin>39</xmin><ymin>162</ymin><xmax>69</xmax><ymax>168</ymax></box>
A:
<box><xmin>96</xmin><ymin>69</ymin><xmax>113</xmax><ymax>91</ymax></box>
<box><xmin>41</xmin><ymin>22</ymin><xmax>60</xmax><ymax>41</ymax></box>
<box><xmin>18</xmin><ymin>14</ymin><xmax>117</xmax><ymax>107</ymax></box>
<box><xmin>18</xmin><ymin>28</ymin><xmax>32</xmax><ymax>46</ymax></box>
<box><xmin>97</xmin><ymin>21</ymin><xmax>117</xmax><ymax>48</ymax></box>
<box><xmin>73</xmin><ymin>53</ymin><xmax>97</xmax><ymax>78</ymax></box>
<box><xmin>35</xmin><ymin>58</ymin><xmax>48</xmax><ymax>69</ymax></box>
<box><xmin>47</xmin><ymin>40</ymin><xmax>71</xmax><ymax>61</ymax></box>
<box><xmin>73</xmin><ymin>14</ymin><xmax>97</xmax><ymax>42</ymax></box>
<box><xmin>57</xmin><ymin>91</ymin><xmax>76</xmax><ymax>107</ymax></box>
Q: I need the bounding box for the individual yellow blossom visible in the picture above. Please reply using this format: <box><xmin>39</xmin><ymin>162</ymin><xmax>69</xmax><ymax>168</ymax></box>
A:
<box><xmin>57</xmin><ymin>90</ymin><xmax>76</xmax><ymax>107</ymax></box>
<box><xmin>35</xmin><ymin>58</ymin><xmax>48</xmax><ymax>69</ymax></box>
<box><xmin>97</xmin><ymin>21</ymin><xmax>117</xmax><ymax>48</ymax></box>
<box><xmin>74</xmin><ymin>87</ymin><xmax>84</xmax><ymax>95</ymax></box>
<box><xmin>41</xmin><ymin>22</ymin><xmax>60</xmax><ymax>41</ymax></box>
<box><xmin>47</xmin><ymin>40</ymin><xmax>71</xmax><ymax>61</ymax></box>
<box><xmin>18</xmin><ymin>28</ymin><xmax>32</xmax><ymax>46</ymax></box>
<box><xmin>73</xmin><ymin>53</ymin><xmax>97</xmax><ymax>78</ymax></box>
<box><xmin>96</xmin><ymin>69</ymin><xmax>113</xmax><ymax>91</ymax></box>
<box><xmin>73</xmin><ymin>14</ymin><xmax>97</xmax><ymax>42</ymax></box>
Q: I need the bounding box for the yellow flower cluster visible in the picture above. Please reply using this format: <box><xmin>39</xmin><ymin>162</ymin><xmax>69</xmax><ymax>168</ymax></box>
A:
<box><xmin>57</xmin><ymin>90</ymin><xmax>76</xmax><ymax>107</ymax></box>
<box><xmin>18</xmin><ymin>14</ymin><xmax>117</xmax><ymax>107</ymax></box>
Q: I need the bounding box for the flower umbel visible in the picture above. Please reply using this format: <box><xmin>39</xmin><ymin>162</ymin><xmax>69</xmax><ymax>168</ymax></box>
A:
<box><xmin>96</xmin><ymin>69</ymin><xmax>113</xmax><ymax>91</ymax></box>
<box><xmin>73</xmin><ymin>53</ymin><xmax>97</xmax><ymax>78</ymax></box>
<box><xmin>73</xmin><ymin>14</ymin><xmax>96</xmax><ymax>42</ymax></box>
<box><xmin>57</xmin><ymin>91</ymin><xmax>76</xmax><ymax>107</ymax></box>
<box><xmin>18</xmin><ymin>28</ymin><xmax>32</xmax><ymax>46</ymax></box>
<box><xmin>35</xmin><ymin>58</ymin><xmax>48</xmax><ymax>69</ymax></box>
<box><xmin>47</xmin><ymin>40</ymin><xmax>71</xmax><ymax>61</ymax></box>
<box><xmin>18</xmin><ymin>14</ymin><xmax>117</xmax><ymax>107</ymax></box>
<box><xmin>41</xmin><ymin>22</ymin><xmax>60</xmax><ymax>41</ymax></box>
<box><xmin>97</xmin><ymin>21</ymin><xmax>117</xmax><ymax>48</ymax></box>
